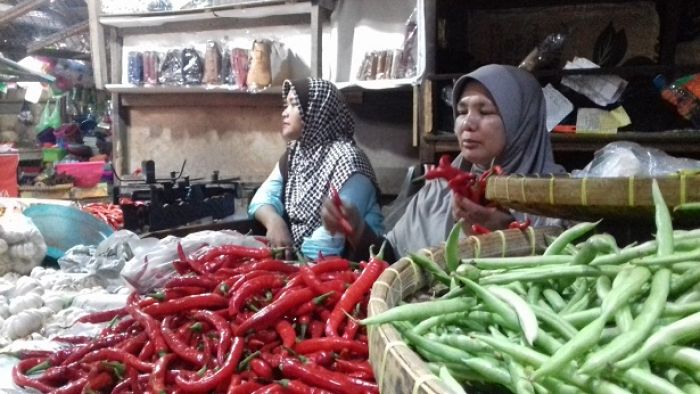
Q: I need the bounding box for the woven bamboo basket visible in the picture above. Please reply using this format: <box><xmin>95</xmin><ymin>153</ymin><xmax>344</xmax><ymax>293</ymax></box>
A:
<box><xmin>367</xmin><ymin>227</ymin><xmax>561</xmax><ymax>394</ymax></box>
<box><xmin>485</xmin><ymin>174</ymin><xmax>700</xmax><ymax>221</ymax></box>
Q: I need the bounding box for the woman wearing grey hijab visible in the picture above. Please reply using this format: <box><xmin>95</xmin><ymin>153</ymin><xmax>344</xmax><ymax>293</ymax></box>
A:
<box><xmin>322</xmin><ymin>64</ymin><xmax>565</xmax><ymax>261</ymax></box>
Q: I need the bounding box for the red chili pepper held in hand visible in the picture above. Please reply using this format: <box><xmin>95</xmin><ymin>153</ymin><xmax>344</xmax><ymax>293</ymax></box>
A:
<box><xmin>330</xmin><ymin>186</ymin><xmax>354</xmax><ymax>237</ymax></box>
<box><xmin>508</xmin><ymin>218</ymin><xmax>531</xmax><ymax>231</ymax></box>
<box><xmin>471</xmin><ymin>224</ymin><xmax>492</xmax><ymax>235</ymax></box>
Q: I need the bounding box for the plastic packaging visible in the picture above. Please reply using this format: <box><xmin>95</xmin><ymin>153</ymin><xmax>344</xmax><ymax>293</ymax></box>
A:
<box><xmin>519</xmin><ymin>32</ymin><xmax>568</xmax><ymax>72</ymax></box>
<box><xmin>203</xmin><ymin>40</ymin><xmax>222</xmax><ymax>85</ymax></box>
<box><xmin>247</xmin><ymin>40</ymin><xmax>272</xmax><ymax>92</ymax></box>
<box><xmin>142</xmin><ymin>51</ymin><xmax>159</xmax><ymax>85</ymax></box>
<box><xmin>571</xmin><ymin>141</ymin><xmax>700</xmax><ymax>178</ymax></box>
<box><xmin>120</xmin><ymin>230</ymin><xmax>266</xmax><ymax>293</ymax></box>
<box><xmin>127</xmin><ymin>52</ymin><xmax>143</xmax><ymax>85</ymax></box>
<box><xmin>654</xmin><ymin>75</ymin><xmax>700</xmax><ymax>128</ymax></box>
<box><xmin>400</xmin><ymin>8</ymin><xmax>418</xmax><ymax>79</ymax></box>
<box><xmin>182</xmin><ymin>48</ymin><xmax>203</xmax><ymax>85</ymax></box>
<box><xmin>158</xmin><ymin>49</ymin><xmax>183</xmax><ymax>85</ymax></box>
<box><xmin>34</xmin><ymin>99</ymin><xmax>62</xmax><ymax>133</ymax></box>
<box><xmin>231</xmin><ymin>48</ymin><xmax>249</xmax><ymax>91</ymax></box>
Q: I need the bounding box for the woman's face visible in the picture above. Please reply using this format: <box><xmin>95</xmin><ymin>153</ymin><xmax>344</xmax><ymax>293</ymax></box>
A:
<box><xmin>453</xmin><ymin>81</ymin><xmax>506</xmax><ymax>167</ymax></box>
<box><xmin>281</xmin><ymin>93</ymin><xmax>303</xmax><ymax>141</ymax></box>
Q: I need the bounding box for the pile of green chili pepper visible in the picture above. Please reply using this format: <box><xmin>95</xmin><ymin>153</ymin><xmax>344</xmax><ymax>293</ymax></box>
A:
<box><xmin>363</xmin><ymin>180</ymin><xmax>700</xmax><ymax>394</ymax></box>
<box><xmin>13</xmin><ymin>241</ymin><xmax>387</xmax><ymax>393</ymax></box>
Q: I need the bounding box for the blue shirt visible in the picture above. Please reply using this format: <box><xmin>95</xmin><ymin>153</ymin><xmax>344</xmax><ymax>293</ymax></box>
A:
<box><xmin>248</xmin><ymin>165</ymin><xmax>384</xmax><ymax>259</ymax></box>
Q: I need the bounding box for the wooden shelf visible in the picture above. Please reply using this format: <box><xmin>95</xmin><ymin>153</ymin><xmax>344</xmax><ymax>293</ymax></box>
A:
<box><xmin>99</xmin><ymin>1</ymin><xmax>316</xmax><ymax>28</ymax></box>
<box><xmin>427</xmin><ymin>64</ymin><xmax>700</xmax><ymax>82</ymax></box>
<box><xmin>105</xmin><ymin>84</ymin><xmax>282</xmax><ymax>95</ymax></box>
<box><xmin>424</xmin><ymin>130</ymin><xmax>700</xmax><ymax>157</ymax></box>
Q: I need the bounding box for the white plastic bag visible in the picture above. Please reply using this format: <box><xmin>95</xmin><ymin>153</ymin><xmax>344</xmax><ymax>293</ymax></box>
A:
<box><xmin>572</xmin><ymin>141</ymin><xmax>700</xmax><ymax>178</ymax></box>
<box><xmin>121</xmin><ymin>230</ymin><xmax>265</xmax><ymax>293</ymax></box>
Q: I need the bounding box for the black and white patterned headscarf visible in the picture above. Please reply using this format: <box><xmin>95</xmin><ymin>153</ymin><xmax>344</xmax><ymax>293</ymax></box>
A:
<box><xmin>283</xmin><ymin>78</ymin><xmax>379</xmax><ymax>248</ymax></box>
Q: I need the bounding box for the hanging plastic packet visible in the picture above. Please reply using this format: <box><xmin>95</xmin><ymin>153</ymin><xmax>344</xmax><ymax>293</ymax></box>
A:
<box><xmin>221</xmin><ymin>47</ymin><xmax>233</xmax><ymax>85</ymax></box>
<box><xmin>247</xmin><ymin>40</ymin><xmax>272</xmax><ymax>92</ymax></box>
<box><xmin>203</xmin><ymin>40</ymin><xmax>222</xmax><ymax>85</ymax></box>
<box><xmin>231</xmin><ymin>48</ymin><xmax>249</xmax><ymax>91</ymax></box>
<box><xmin>159</xmin><ymin>49</ymin><xmax>183</xmax><ymax>85</ymax></box>
<box><xmin>142</xmin><ymin>51</ymin><xmax>159</xmax><ymax>85</ymax></box>
<box><xmin>17</xmin><ymin>100</ymin><xmax>33</xmax><ymax>126</ymax></box>
<box><xmin>400</xmin><ymin>8</ymin><xmax>418</xmax><ymax>79</ymax></box>
<box><xmin>127</xmin><ymin>52</ymin><xmax>143</xmax><ymax>84</ymax></box>
<box><xmin>181</xmin><ymin>48</ymin><xmax>203</xmax><ymax>85</ymax></box>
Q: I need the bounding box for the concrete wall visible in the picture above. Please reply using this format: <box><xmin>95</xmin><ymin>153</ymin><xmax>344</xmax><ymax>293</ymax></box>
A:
<box><xmin>123</xmin><ymin>89</ymin><xmax>417</xmax><ymax>195</ymax></box>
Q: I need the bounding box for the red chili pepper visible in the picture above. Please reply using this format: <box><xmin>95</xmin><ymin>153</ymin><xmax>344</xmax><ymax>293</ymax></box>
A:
<box><xmin>303</xmin><ymin>351</ymin><xmax>334</xmax><ymax>367</ymax></box>
<box><xmin>12</xmin><ymin>357</ymin><xmax>55</xmax><ymax>393</ymax></box>
<box><xmin>278</xmin><ymin>379</ymin><xmax>334</xmax><ymax>394</ymax></box>
<box><xmin>77</xmin><ymin>307</ymin><xmax>128</xmax><ymax>324</ymax></box>
<box><xmin>294</xmin><ymin>337</ymin><xmax>368</xmax><ymax>356</ymax></box>
<box><xmin>49</xmin><ymin>376</ymin><xmax>88</xmax><ymax>394</ymax></box>
<box><xmin>235</xmin><ymin>288</ymin><xmax>315</xmax><ymax>336</ymax></box>
<box><xmin>143</xmin><ymin>293</ymin><xmax>228</xmax><ymax>317</ymax></box>
<box><xmin>178</xmin><ymin>243</ymin><xmax>207</xmax><ymax>275</ymax></box>
<box><xmin>190</xmin><ymin>310</ymin><xmax>233</xmax><ymax>366</ymax></box>
<box><xmin>118</xmin><ymin>332</ymin><xmax>148</xmax><ymax>355</ymax></box>
<box><xmin>334</xmin><ymin>359</ymin><xmax>374</xmax><ymax>377</ymax></box>
<box><xmin>260</xmin><ymin>340</ymin><xmax>282</xmax><ymax>354</ymax></box>
<box><xmin>471</xmin><ymin>224</ymin><xmax>492</xmax><ymax>235</ymax></box>
<box><xmin>318</xmin><ymin>270</ymin><xmax>357</xmax><ymax>284</ymax></box>
<box><xmin>325</xmin><ymin>257</ymin><xmax>385</xmax><ymax>337</ymax></box>
<box><xmin>330</xmin><ymin>186</ymin><xmax>354</xmax><ymax>237</ymax></box>
<box><xmin>278</xmin><ymin>358</ymin><xmax>366</xmax><ymax>394</ymax></box>
<box><xmin>80</xmin><ymin>348</ymin><xmax>153</xmax><ymax>372</ymax></box>
<box><xmin>342</xmin><ymin>317</ymin><xmax>360</xmax><ymax>340</ymax></box>
<box><xmin>139</xmin><ymin>340</ymin><xmax>155</xmax><ymax>361</ymax></box>
<box><xmin>175</xmin><ymin>336</ymin><xmax>244</xmax><ymax>392</ymax></box>
<box><xmin>229</xmin><ymin>274</ymin><xmax>285</xmax><ymax>316</ymax></box>
<box><xmin>162</xmin><ymin>320</ymin><xmax>204</xmax><ymax>366</ymax></box>
<box><xmin>284</xmin><ymin>259</ymin><xmax>351</xmax><ymax>290</ymax></box>
<box><xmin>235</xmin><ymin>259</ymin><xmax>298</xmax><ymax>274</ymax></box>
<box><xmin>425</xmin><ymin>154</ymin><xmax>463</xmax><ymax>181</ymax></box>
<box><xmin>251</xmin><ymin>383</ymin><xmax>285</xmax><ymax>394</ymax></box>
<box><xmin>127</xmin><ymin>293</ymin><xmax>168</xmax><ymax>355</ymax></box>
<box><xmin>508</xmin><ymin>218</ymin><xmax>531</xmax><ymax>231</ymax></box>
<box><xmin>61</xmin><ymin>332</ymin><xmax>131</xmax><ymax>366</ymax></box>
<box><xmin>149</xmin><ymin>354</ymin><xmax>175</xmax><ymax>394</ymax></box>
<box><xmin>250</xmin><ymin>358</ymin><xmax>274</xmax><ymax>380</ymax></box>
<box><xmin>165</xmin><ymin>276</ymin><xmax>218</xmax><ymax>290</ymax></box>
<box><xmin>297</xmin><ymin>315</ymin><xmax>311</xmax><ymax>340</ymax></box>
<box><xmin>275</xmin><ymin>320</ymin><xmax>296</xmax><ymax>349</ymax></box>
<box><xmin>309</xmin><ymin>321</ymin><xmax>324</xmax><ymax>339</ymax></box>
<box><xmin>228</xmin><ymin>381</ymin><xmax>263</xmax><ymax>394</ymax></box>
<box><xmin>195</xmin><ymin>245</ymin><xmax>272</xmax><ymax>265</ymax></box>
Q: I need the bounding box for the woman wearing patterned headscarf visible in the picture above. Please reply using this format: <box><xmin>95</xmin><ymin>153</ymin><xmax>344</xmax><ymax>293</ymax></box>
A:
<box><xmin>248</xmin><ymin>78</ymin><xmax>383</xmax><ymax>259</ymax></box>
<box><xmin>322</xmin><ymin>64</ymin><xmax>565</xmax><ymax>262</ymax></box>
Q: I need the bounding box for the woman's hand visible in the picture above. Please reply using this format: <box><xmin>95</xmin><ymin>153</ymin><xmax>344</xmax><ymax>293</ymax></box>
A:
<box><xmin>452</xmin><ymin>191</ymin><xmax>512</xmax><ymax>233</ymax></box>
<box><xmin>265</xmin><ymin>221</ymin><xmax>293</xmax><ymax>249</ymax></box>
<box><xmin>321</xmin><ymin>198</ymin><xmax>364</xmax><ymax>246</ymax></box>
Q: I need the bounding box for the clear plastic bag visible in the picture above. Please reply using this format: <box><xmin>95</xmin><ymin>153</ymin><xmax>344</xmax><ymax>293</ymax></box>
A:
<box><xmin>120</xmin><ymin>230</ymin><xmax>265</xmax><ymax>293</ymax></box>
<box><xmin>202</xmin><ymin>41</ymin><xmax>222</xmax><ymax>85</ymax></box>
<box><xmin>571</xmin><ymin>141</ymin><xmax>700</xmax><ymax>178</ymax></box>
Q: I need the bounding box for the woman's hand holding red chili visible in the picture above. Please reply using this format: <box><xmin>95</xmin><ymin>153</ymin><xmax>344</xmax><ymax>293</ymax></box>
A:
<box><xmin>320</xmin><ymin>198</ymin><xmax>364</xmax><ymax>246</ymax></box>
<box><xmin>452</xmin><ymin>191</ymin><xmax>513</xmax><ymax>234</ymax></box>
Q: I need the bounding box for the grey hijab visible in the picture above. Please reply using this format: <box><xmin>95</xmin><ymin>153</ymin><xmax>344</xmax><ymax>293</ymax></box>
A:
<box><xmin>386</xmin><ymin>65</ymin><xmax>564</xmax><ymax>258</ymax></box>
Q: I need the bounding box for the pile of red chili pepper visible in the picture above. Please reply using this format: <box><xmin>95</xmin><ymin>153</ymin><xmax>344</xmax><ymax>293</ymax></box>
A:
<box><xmin>13</xmin><ymin>241</ymin><xmax>387</xmax><ymax>393</ymax></box>
<box><xmin>82</xmin><ymin>203</ymin><xmax>124</xmax><ymax>230</ymax></box>
<box><xmin>425</xmin><ymin>154</ymin><xmax>503</xmax><ymax>205</ymax></box>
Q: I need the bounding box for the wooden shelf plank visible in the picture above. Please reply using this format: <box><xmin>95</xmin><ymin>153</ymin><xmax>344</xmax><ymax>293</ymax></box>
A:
<box><xmin>99</xmin><ymin>1</ymin><xmax>313</xmax><ymax>28</ymax></box>
<box><xmin>106</xmin><ymin>84</ymin><xmax>282</xmax><ymax>95</ymax></box>
<box><xmin>425</xmin><ymin>130</ymin><xmax>700</xmax><ymax>155</ymax></box>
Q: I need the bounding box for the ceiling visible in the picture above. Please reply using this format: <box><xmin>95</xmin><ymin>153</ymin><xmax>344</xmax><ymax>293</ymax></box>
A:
<box><xmin>0</xmin><ymin>0</ymin><xmax>90</xmax><ymax>61</ymax></box>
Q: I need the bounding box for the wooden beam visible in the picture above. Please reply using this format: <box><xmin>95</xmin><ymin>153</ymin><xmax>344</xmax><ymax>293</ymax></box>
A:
<box><xmin>27</xmin><ymin>21</ymin><xmax>89</xmax><ymax>53</ymax></box>
<box><xmin>0</xmin><ymin>0</ymin><xmax>51</xmax><ymax>26</ymax></box>
<box><xmin>87</xmin><ymin>0</ymin><xmax>107</xmax><ymax>89</ymax></box>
